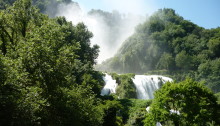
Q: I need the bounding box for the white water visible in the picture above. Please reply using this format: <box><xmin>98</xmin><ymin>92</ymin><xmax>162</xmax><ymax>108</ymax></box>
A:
<box><xmin>101</xmin><ymin>74</ymin><xmax>118</xmax><ymax>96</ymax></box>
<box><xmin>132</xmin><ymin>75</ymin><xmax>172</xmax><ymax>99</ymax></box>
<box><xmin>100</xmin><ymin>74</ymin><xmax>172</xmax><ymax>99</ymax></box>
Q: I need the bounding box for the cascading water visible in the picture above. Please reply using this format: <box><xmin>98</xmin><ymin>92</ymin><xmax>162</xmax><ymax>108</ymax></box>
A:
<box><xmin>100</xmin><ymin>74</ymin><xmax>172</xmax><ymax>126</ymax></box>
<box><xmin>132</xmin><ymin>75</ymin><xmax>172</xmax><ymax>99</ymax></box>
<box><xmin>101</xmin><ymin>74</ymin><xmax>118</xmax><ymax>96</ymax></box>
<box><xmin>100</xmin><ymin>74</ymin><xmax>172</xmax><ymax>99</ymax></box>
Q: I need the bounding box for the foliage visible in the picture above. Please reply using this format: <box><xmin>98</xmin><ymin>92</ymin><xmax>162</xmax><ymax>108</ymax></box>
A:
<box><xmin>43</xmin><ymin>85</ymin><xmax>104</xmax><ymax>126</ymax></box>
<box><xmin>0</xmin><ymin>0</ymin><xmax>18</xmax><ymax>9</ymax></box>
<box><xmin>118</xmin><ymin>99</ymin><xmax>151</xmax><ymax>126</ymax></box>
<box><xmin>198</xmin><ymin>58</ymin><xmax>220</xmax><ymax>92</ymax></box>
<box><xmin>101</xmin><ymin>99</ymin><xmax>123</xmax><ymax>126</ymax></box>
<box><xmin>0</xmin><ymin>0</ymin><xmax>104</xmax><ymax>125</ymax></box>
<box><xmin>110</xmin><ymin>73</ymin><xmax>136</xmax><ymax>99</ymax></box>
<box><xmin>0</xmin><ymin>0</ymin><xmax>78</xmax><ymax>16</ymax></box>
<box><xmin>97</xmin><ymin>8</ymin><xmax>220</xmax><ymax>92</ymax></box>
<box><xmin>144</xmin><ymin>79</ymin><xmax>219</xmax><ymax>126</ymax></box>
<box><xmin>215</xmin><ymin>92</ymin><xmax>220</xmax><ymax>104</ymax></box>
<box><xmin>156</xmin><ymin>52</ymin><xmax>175</xmax><ymax>70</ymax></box>
<box><xmin>1</xmin><ymin>1</ymin><xmax>220</xmax><ymax>125</ymax></box>
<box><xmin>125</xmin><ymin>99</ymin><xmax>151</xmax><ymax>126</ymax></box>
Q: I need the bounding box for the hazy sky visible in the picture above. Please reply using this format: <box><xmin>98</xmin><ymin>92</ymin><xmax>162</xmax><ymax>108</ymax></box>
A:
<box><xmin>73</xmin><ymin>0</ymin><xmax>220</xmax><ymax>29</ymax></box>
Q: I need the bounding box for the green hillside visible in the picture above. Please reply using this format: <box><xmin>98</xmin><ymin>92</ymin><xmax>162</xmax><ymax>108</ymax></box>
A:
<box><xmin>96</xmin><ymin>8</ymin><xmax>220</xmax><ymax>92</ymax></box>
<box><xmin>0</xmin><ymin>0</ymin><xmax>77</xmax><ymax>17</ymax></box>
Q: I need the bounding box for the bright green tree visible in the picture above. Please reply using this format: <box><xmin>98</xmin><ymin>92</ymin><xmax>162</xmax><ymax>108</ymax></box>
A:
<box><xmin>144</xmin><ymin>79</ymin><xmax>219</xmax><ymax>126</ymax></box>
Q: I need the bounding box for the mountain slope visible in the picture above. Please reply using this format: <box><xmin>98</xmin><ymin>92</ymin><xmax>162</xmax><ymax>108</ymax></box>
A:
<box><xmin>96</xmin><ymin>8</ymin><xmax>220</xmax><ymax>92</ymax></box>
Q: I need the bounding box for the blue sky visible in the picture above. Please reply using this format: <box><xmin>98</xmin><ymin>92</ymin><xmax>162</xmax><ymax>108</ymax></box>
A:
<box><xmin>73</xmin><ymin>0</ymin><xmax>220</xmax><ymax>29</ymax></box>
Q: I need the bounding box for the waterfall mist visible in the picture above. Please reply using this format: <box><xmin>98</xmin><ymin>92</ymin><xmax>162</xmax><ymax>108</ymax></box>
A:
<box><xmin>101</xmin><ymin>74</ymin><xmax>118</xmax><ymax>96</ymax></box>
<box><xmin>52</xmin><ymin>1</ymin><xmax>150</xmax><ymax>63</ymax></box>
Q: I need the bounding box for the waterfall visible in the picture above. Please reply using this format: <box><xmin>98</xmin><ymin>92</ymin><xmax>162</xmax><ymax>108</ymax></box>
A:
<box><xmin>101</xmin><ymin>74</ymin><xmax>118</xmax><ymax>96</ymax></box>
<box><xmin>132</xmin><ymin>75</ymin><xmax>172</xmax><ymax>99</ymax></box>
<box><xmin>100</xmin><ymin>74</ymin><xmax>172</xmax><ymax>99</ymax></box>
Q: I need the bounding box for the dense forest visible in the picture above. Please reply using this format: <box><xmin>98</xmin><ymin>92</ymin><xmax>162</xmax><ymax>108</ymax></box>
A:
<box><xmin>0</xmin><ymin>0</ymin><xmax>105</xmax><ymax>125</ymax></box>
<box><xmin>97</xmin><ymin>8</ymin><xmax>220</xmax><ymax>93</ymax></box>
<box><xmin>0</xmin><ymin>0</ymin><xmax>220</xmax><ymax>126</ymax></box>
<box><xmin>0</xmin><ymin>0</ymin><xmax>76</xmax><ymax>16</ymax></box>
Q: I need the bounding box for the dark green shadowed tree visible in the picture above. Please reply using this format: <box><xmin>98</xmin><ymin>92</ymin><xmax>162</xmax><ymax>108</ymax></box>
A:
<box><xmin>0</xmin><ymin>0</ymin><xmax>104</xmax><ymax>125</ymax></box>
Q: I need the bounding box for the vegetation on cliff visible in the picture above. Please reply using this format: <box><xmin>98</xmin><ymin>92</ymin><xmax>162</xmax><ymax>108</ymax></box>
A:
<box><xmin>97</xmin><ymin>8</ymin><xmax>220</xmax><ymax>93</ymax></box>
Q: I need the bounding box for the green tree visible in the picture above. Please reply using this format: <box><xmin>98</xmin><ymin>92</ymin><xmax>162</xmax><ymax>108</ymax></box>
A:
<box><xmin>198</xmin><ymin>58</ymin><xmax>220</xmax><ymax>92</ymax></box>
<box><xmin>110</xmin><ymin>73</ymin><xmax>136</xmax><ymax>99</ymax></box>
<box><xmin>208</xmin><ymin>38</ymin><xmax>220</xmax><ymax>57</ymax></box>
<box><xmin>101</xmin><ymin>100</ymin><xmax>123</xmax><ymax>126</ymax></box>
<box><xmin>156</xmin><ymin>52</ymin><xmax>175</xmax><ymax>70</ymax></box>
<box><xmin>144</xmin><ymin>79</ymin><xmax>219</xmax><ymax>126</ymax></box>
<box><xmin>0</xmin><ymin>0</ymin><xmax>16</xmax><ymax>9</ymax></box>
<box><xmin>175</xmin><ymin>51</ymin><xmax>193</xmax><ymax>70</ymax></box>
<box><xmin>0</xmin><ymin>0</ymin><xmax>103</xmax><ymax>125</ymax></box>
<box><xmin>125</xmin><ymin>99</ymin><xmax>151</xmax><ymax>126</ymax></box>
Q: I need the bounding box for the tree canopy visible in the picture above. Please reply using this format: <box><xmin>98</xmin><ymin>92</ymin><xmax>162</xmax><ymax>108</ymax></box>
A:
<box><xmin>0</xmin><ymin>0</ymin><xmax>104</xmax><ymax>125</ymax></box>
<box><xmin>0</xmin><ymin>0</ymin><xmax>77</xmax><ymax>16</ymax></box>
<box><xmin>145</xmin><ymin>79</ymin><xmax>219</xmax><ymax>126</ymax></box>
